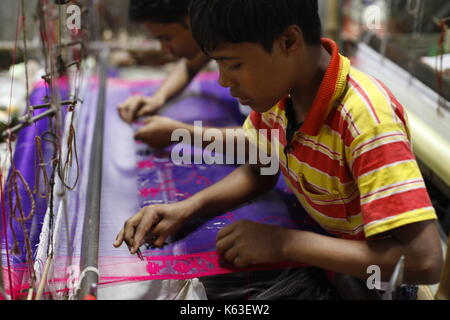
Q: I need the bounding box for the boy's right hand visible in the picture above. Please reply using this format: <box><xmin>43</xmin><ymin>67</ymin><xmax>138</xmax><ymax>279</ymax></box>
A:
<box><xmin>113</xmin><ymin>202</ymin><xmax>193</xmax><ymax>254</ymax></box>
<box><xmin>118</xmin><ymin>94</ymin><xmax>166</xmax><ymax>124</ymax></box>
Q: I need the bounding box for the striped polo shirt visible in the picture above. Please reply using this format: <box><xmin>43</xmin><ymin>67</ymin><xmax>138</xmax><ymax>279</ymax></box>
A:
<box><xmin>243</xmin><ymin>38</ymin><xmax>437</xmax><ymax>240</ymax></box>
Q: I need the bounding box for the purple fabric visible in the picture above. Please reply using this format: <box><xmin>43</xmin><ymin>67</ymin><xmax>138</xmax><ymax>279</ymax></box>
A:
<box><xmin>99</xmin><ymin>72</ymin><xmax>329</xmax><ymax>263</ymax></box>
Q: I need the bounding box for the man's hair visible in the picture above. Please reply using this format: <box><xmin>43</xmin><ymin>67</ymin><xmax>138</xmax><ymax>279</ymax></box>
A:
<box><xmin>129</xmin><ymin>0</ymin><xmax>191</xmax><ymax>25</ymax></box>
<box><xmin>190</xmin><ymin>0</ymin><xmax>322</xmax><ymax>53</ymax></box>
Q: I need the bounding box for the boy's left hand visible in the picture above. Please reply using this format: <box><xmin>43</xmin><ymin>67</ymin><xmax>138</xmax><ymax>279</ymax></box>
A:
<box><xmin>135</xmin><ymin>116</ymin><xmax>185</xmax><ymax>150</ymax></box>
<box><xmin>216</xmin><ymin>220</ymin><xmax>287</xmax><ymax>268</ymax></box>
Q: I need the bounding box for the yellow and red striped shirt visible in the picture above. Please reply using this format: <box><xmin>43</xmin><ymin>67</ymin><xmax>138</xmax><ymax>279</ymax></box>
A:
<box><xmin>243</xmin><ymin>38</ymin><xmax>437</xmax><ymax>240</ymax></box>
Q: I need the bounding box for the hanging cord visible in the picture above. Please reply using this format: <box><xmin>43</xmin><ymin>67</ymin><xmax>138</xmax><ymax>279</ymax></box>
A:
<box><xmin>5</xmin><ymin>0</ymin><xmax>87</xmax><ymax>300</ymax></box>
<box><xmin>2</xmin><ymin>0</ymin><xmax>35</xmax><ymax>300</ymax></box>
<box><xmin>58</xmin><ymin>114</ymin><xmax>80</xmax><ymax>190</ymax></box>
<box><xmin>19</xmin><ymin>0</ymin><xmax>39</xmax><ymax>299</ymax></box>
<box><xmin>1</xmin><ymin>0</ymin><xmax>23</xmax><ymax>301</ymax></box>
<box><xmin>45</xmin><ymin>130</ymin><xmax>60</xmax><ymax>267</ymax></box>
<box><xmin>21</xmin><ymin>0</ymin><xmax>32</xmax><ymax>121</ymax></box>
<box><xmin>35</xmin><ymin>0</ymin><xmax>84</xmax><ymax>299</ymax></box>
<box><xmin>34</xmin><ymin>136</ymin><xmax>51</xmax><ymax>199</ymax></box>
<box><xmin>6</xmin><ymin>159</ymin><xmax>37</xmax><ymax>300</ymax></box>
<box><xmin>1</xmin><ymin>170</ymin><xmax>14</xmax><ymax>300</ymax></box>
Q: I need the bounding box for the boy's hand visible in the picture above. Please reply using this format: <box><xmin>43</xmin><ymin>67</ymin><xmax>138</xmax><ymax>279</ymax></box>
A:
<box><xmin>114</xmin><ymin>202</ymin><xmax>193</xmax><ymax>254</ymax></box>
<box><xmin>134</xmin><ymin>116</ymin><xmax>185</xmax><ymax>150</ymax></box>
<box><xmin>118</xmin><ymin>95</ymin><xmax>166</xmax><ymax>124</ymax></box>
<box><xmin>216</xmin><ymin>220</ymin><xmax>287</xmax><ymax>268</ymax></box>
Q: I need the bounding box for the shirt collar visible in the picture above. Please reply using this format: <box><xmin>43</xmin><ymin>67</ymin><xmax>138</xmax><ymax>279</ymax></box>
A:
<box><xmin>280</xmin><ymin>38</ymin><xmax>350</xmax><ymax>137</ymax></box>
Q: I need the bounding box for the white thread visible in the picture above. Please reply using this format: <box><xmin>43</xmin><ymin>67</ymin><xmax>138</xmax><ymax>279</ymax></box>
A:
<box><xmin>74</xmin><ymin>266</ymin><xmax>99</xmax><ymax>295</ymax></box>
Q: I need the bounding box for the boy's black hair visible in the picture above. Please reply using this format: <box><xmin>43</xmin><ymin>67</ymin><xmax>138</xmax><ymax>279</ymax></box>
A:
<box><xmin>190</xmin><ymin>0</ymin><xmax>322</xmax><ymax>53</ymax></box>
<box><xmin>129</xmin><ymin>0</ymin><xmax>191</xmax><ymax>25</ymax></box>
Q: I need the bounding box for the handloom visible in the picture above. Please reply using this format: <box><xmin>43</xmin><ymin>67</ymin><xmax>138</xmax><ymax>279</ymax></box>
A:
<box><xmin>0</xmin><ymin>0</ymin><xmax>345</xmax><ymax>301</ymax></box>
<box><xmin>1</xmin><ymin>69</ymin><xmax>335</xmax><ymax>299</ymax></box>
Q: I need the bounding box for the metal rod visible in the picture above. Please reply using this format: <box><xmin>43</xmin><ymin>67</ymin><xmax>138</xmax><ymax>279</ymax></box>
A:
<box><xmin>1</xmin><ymin>100</ymin><xmax>80</xmax><ymax>141</ymax></box>
<box><xmin>0</xmin><ymin>41</ymin><xmax>160</xmax><ymax>52</ymax></box>
<box><xmin>30</xmin><ymin>100</ymin><xmax>79</xmax><ymax>110</ymax></box>
<box><xmin>77</xmin><ymin>48</ymin><xmax>109</xmax><ymax>300</ymax></box>
<box><xmin>1</xmin><ymin>109</ymin><xmax>56</xmax><ymax>140</ymax></box>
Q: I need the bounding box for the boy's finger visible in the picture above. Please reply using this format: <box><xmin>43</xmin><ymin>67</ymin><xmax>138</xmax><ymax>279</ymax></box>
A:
<box><xmin>117</xmin><ymin>105</ymin><xmax>128</xmax><ymax>121</ymax></box>
<box><xmin>137</xmin><ymin>106</ymin><xmax>155</xmax><ymax>118</ymax></box>
<box><xmin>222</xmin><ymin>245</ymin><xmax>239</xmax><ymax>264</ymax></box>
<box><xmin>153</xmin><ymin>230</ymin><xmax>170</xmax><ymax>248</ymax></box>
<box><xmin>216</xmin><ymin>223</ymin><xmax>235</xmax><ymax>241</ymax></box>
<box><xmin>150</xmin><ymin>222</ymin><xmax>170</xmax><ymax>248</ymax></box>
<box><xmin>133</xmin><ymin>211</ymin><xmax>159</xmax><ymax>253</ymax></box>
<box><xmin>216</xmin><ymin>231</ymin><xmax>236</xmax><ymax>255</ymax></box>
<box><xmin>113</xmin><ymin>228</ymin><xmax>125</xmax><ymax>248</ymax></box>
<box><xmin>123</xmin><ymin>219</ymin><xmax>140</xmax><ymax>252</ymax></box>
<box><xmin>130</xmin><ymin>99</ymin><xmax>145</xmax><ymax>123</ymax></box>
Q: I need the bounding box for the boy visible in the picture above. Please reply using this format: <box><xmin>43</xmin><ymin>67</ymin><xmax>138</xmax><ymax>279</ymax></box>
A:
<box><xmin>115</xmin><ymin>0</ymin><xmax>443</xmax><ymax>285</ymax></box>
<box><xmin>119</xmin><ymin>0</ymin><xmax>245</xmax><ymax>150</ymax></box>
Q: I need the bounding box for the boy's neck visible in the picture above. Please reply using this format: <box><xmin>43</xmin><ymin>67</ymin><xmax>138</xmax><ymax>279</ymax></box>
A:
<box><xmin>289</xmin><ymin>45</ymin><xmax>331</xmax><ymax>124</ymax></box>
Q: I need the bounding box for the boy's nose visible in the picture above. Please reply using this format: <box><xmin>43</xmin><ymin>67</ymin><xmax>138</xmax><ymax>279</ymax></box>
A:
<box><xmin>218</xmin><ymin>71</ymin><xmax>233</xmax><ymax>88</ymax></box>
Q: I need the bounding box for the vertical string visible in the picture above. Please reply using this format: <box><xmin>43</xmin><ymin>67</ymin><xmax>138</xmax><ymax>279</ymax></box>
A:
<box><xmin>2</xmin><ymin>0</ymin><xmax>85</xmax><ymax>299</ymax></box>
<box><xmin>1</xmin><ymin>171</ymin><xmax>14</xmax><ymax>300</ymax></box>
<box><xmin>21</xmin><ymin>0</ymin><xmax>31</xmax><ymax>119</ymax></box>
<box><xmin>1</xmin><ymin>0</ymin><xmax>27</xmax><ymax>300</ymax></box>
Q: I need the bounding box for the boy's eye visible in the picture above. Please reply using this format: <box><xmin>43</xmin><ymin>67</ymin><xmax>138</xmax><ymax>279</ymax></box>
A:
<box><xmin>157</xmin><ymin>36</ymin><xmax>172</xmax><ymax>42</ymax></box>
<box><xmin>229</xmin><ymin>63</ymin><xmax>242</xmax><ymax>71</ymax></box>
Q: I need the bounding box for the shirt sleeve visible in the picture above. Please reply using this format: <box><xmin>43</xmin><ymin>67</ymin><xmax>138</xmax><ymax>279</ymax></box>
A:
<box><xmin>348</xmin><ymin>122</ymin><xmax>437</xmax><ymax>238</ymax></box>
<box><xmin>243</xmin><ymin>111</ymin><xmax>274</xmax><ymax>157</ymax></box>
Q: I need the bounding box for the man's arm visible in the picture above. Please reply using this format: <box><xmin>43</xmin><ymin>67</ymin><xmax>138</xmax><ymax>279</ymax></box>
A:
<box><xmin>134</xmin><ymin>116</ymin><xmax>245</xmax><ymax>157</ymax></box>
<box><xmin>191</xmin><ymin>163</ymin><xmax>279</xmax><ymax>218</ymax></box>
<box><xmin>118</xmin><ymin>52</ymin><xmax>210</xmax><ymax>123</ymax></box>
<box><xmin>217</xmin><ymin>219</ymin><xmax>443</xmax><ymax>285</ymax></box>
<box><xmin>153</xmin><ymin>52</ymin><xmax>210</xmax><ymax>105</ymax></box>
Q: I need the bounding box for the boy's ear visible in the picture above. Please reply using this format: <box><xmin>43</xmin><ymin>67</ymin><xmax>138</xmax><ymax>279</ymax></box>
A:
<box><xmin>279</xmin><ymin>24</ymin><xmax>304</xmax><ymax>55</ymax></box>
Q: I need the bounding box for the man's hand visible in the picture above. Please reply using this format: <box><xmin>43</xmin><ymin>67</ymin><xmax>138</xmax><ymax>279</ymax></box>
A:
<box><xmin>134</xmin><ymin>116</ymin><xmax>186</xmax><ymax>150</ymax></box>
<box><xmin>118</xmin><ymin>94</ymin><xmax>166</xmax><ymax>123</ymax></box>
<box><xmin>114</xmin><ymin>202</ymin><xmax>194</xmax><ymax>254</ymax></box>
<box><xmin>216</xmin><ymin>220</ymin><xmax>287</xmax><ymax>268</ymax></box>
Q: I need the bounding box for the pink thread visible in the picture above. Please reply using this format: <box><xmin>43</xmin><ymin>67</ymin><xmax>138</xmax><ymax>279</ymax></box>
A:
<box><xmin>172</xmin><ymin>261</ymin><xmax>193</xmax><ymax>274</ymax></box>
<box><xmin>146</xmin><ymin>262</ymin><xmax>162</xmax><ymax>275</ymax></box>
<box><xmin>137</xmin><ymin>160</ymin><xmax>155</xmax><ymax>169</ymax></box>
<box><xmin>139</xmin><ymin>187</ymin><xmax>178</xmax><ymax>198</ymax></box>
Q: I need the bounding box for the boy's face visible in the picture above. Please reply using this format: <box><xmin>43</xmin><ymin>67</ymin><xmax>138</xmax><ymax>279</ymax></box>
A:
<box><xmin>144</xmin><ymin>21</ymin><xmax>200</xmax><ymax>60</ymax></box>
<box><xmin>209</xmin><ymin>41</ymin><xmax>296</xmax><ymax>113</ymax></box>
